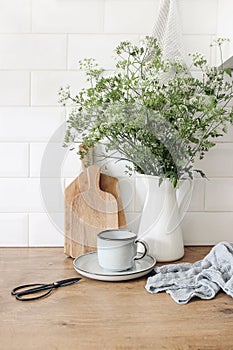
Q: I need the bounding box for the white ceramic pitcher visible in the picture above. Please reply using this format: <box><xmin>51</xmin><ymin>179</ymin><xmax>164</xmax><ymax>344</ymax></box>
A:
<box><xmin>137</xmin><ymin>175</ymin><xmax>192</xmax><ymax>262</ymax></box>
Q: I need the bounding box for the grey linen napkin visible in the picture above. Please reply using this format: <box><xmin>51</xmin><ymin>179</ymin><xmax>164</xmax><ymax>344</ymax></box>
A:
<box><xmin>145</xmin><ymin>241</ymin><xmax>233</xmax><ymax>304</ymax></box>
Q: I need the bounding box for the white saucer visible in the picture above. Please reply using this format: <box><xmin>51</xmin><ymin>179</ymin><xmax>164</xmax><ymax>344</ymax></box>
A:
<box><xmin>73</xmin><ymin>252</ymin><xmax>156</xmax><ymax>282</ymax></box>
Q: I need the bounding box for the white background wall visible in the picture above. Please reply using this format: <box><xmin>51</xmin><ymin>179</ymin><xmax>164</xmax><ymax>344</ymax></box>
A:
<box><xmin>0</xmin><ymin>0</ymin><xmax>232</xmax><ymax>247</ymax></box>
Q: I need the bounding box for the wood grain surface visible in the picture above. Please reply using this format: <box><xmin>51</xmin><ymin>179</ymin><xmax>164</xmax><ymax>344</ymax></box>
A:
<box><xmin>70</xmin><ymin>165</ymin><xmax>118</xmax><ymax>257</ymax></box>
<box><xmin>64</xmin><ymin>160</ymin><xmax>126</xmax><ymax>258</ymax></box>
<box><xmin>1</xmin><ymin>246</ymin><xmax>233</xmax><ymax>350</ymax></box>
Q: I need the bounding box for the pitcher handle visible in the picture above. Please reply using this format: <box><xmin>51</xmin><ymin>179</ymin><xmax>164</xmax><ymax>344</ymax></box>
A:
<box><xmin>178</xmin><ymin>178</ymin><xmax>193</xmax><ymax>216</ymax></box>
<box><xmin>167</xmin><ymin>178</ymin><xmax>193</xmax><ymax>235</ymax></box>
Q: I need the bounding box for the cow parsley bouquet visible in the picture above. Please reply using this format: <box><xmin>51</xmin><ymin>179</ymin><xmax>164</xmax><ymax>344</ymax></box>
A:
<box><xmin>59</xmin><ymin>37</ymin><xmax>233</xmax><ymax>187</ymax></box>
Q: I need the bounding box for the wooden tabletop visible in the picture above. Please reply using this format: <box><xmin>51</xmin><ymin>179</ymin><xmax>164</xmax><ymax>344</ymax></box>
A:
<box><xmin>1</xmin><ymin>246</ymin><xmax>233</xmax><ymax>350</ymax></box>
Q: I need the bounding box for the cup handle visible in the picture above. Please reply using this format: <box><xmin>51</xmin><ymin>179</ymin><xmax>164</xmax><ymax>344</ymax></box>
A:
<box><xmin>134</xmin><ymin>240</ymin><xmax>148</xmax><ymax>260</ymax></box>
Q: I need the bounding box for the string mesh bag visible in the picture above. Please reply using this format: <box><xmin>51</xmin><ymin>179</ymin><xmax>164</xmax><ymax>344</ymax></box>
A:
<box><xmin>151</xmin><ymin>0</ymin><xmax>189</xmax><ymax>81</ymax></box>
<box><xmin>153</xmin><ymin>0</ymin><xmax>185</xmax><ymax>62</ymax></box>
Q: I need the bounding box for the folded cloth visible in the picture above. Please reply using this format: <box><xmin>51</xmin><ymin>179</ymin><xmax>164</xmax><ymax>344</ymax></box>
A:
<box><xmin>145</xmin><ymin>241</ymin><xmax>233</xmax><ymax>304</ymax></box>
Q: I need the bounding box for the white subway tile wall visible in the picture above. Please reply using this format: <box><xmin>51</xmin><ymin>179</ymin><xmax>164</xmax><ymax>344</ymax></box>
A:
<box><xmin>68</xmin><ymin>34</ymin><xmax>139</xmax><ymax>70</ymax></box>
<box><xmin>0</xmin><ymin>179</ymin><xmax>44</xmax><ymax>212</ymax></box>
<box><xmin>0</xmin><ymin>35</ymin><xmax>67</xmax><ymax>70</ymax></box>
<box><xmin>0</xmin><ymin>0</ymin><xmax>232</xmax><ymax>246</ymax></box>
<box><xmin>104</xmin><ymin>0</ymin><xmax>160</xmax><ymax>34</ymax></box>
<box><xmin>32</xmin><ymin>0</ymin><xmax>105</xmax><ymax>33</ymax></box>
<box><xmin>0</xmin><ymin>72</ymin><xmax>30</xmax><ymax>105</ymax></box>
<box><xmin>182</xmin><ymin>35</ymin><xmax>214</xmax><ymax>66</ymax></box>
<box><xmin>29</xmin><ymin>213</ymin><xmax>64</xmax><ymax>246</ymax></box>
<box><xmin>0</xmin><ymin>0</ymin><xmax>31</xmax><ymax>33</ymax></box>
<box><xmin>0</xmin><ymin>107</ymin><xmax>65</xmax><ymax>141</ymax></box>
<box><xmin>205</xmin><ymin>179</ymin><xmax>233</xmax><ymax>211</ymax></box>
<box><xmin>179</xmin><ymin>0</ymin><xmax>218</xmax><ymax>34</ymax></box>
<box><xmin>217</xmin><ymin>0</ymin><xmax>233</xmax><ymax>64</ymax></box>
<box><xmin>30</xmin><ymin>143</ymin><xmax>82</xmax><ymax>178</ymax></box>
<box><xmin>0</xmin><ymin>143</ymin><xmax>29</xmax><ymax>177</ymax></box>
<box><xmin>31</xmin><ymin>71</ymin><xmax>88</xmax><ymax>106</ymax></box>
<box><xmin>0</xmin><ymin>213</ymin><xmax>28</xmax><ymax>246</ymax></box>
<box><xmin>182</xmin><ymin>212</ymin><xmax>233</xmax><ymax>245</ymax></box>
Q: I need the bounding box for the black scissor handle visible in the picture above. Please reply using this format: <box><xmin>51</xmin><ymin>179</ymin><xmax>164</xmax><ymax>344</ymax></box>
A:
<box><xmin>11</xmin><ymin>283</ymin><xmax>53</xmax><ymax>301</ymax></box>
<box><xmin>11</xmin><ymin>278</ymin><xmax>82</xmax><ymax>301</ymax></box>
<box><xmin>11</xmin><ymin>283</ymin><xmax>47</xmax><ymax>295</ymax></box>
<box><xmin>15</xmin><ymin>288</ymin><xmax>53</xmax><ymax>301</ymax></box>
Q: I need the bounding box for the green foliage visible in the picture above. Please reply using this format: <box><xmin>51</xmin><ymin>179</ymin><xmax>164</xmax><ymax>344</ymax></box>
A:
<box><xmin>59</xmin><ymin>36</ymin><xmax>233</xmax><ymax>187</ymax></box>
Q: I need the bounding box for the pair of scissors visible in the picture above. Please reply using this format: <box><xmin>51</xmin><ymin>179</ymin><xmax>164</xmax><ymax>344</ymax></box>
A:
<box><xmin>11</xmin><ymin>277</ymin><xmax>81</xmax><ymax>301</ymax></box>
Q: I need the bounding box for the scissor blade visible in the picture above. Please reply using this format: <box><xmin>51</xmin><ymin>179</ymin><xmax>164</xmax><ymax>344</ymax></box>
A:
<box><xmin>55</xmin><ymin>277</ymin><xmax>82</xmax><ymax>287</ymax></box>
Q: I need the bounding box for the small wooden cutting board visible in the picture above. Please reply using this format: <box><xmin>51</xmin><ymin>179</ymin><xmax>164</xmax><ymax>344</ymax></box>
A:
<box><xmin>64</xmin><ymin>149</ymin><xmax>126</xmax><ymax>258</ymax></box>
<box><xmin>69</xmin><ymin>165</ymin><xmax>118</xmax><ymax>257</ymax></box>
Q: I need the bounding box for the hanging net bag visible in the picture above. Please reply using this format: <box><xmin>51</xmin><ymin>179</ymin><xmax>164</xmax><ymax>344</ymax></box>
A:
<box><xmin>152</xmin><ymin>0</ymin><xmax>186</xmax><ymax>63</ymax></box>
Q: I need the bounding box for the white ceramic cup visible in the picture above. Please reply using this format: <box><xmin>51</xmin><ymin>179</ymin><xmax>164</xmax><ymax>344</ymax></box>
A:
<box><xmin>97</xmin><ymin>229</ymin><xmax>148</xmax><ymax>271</ymax></box>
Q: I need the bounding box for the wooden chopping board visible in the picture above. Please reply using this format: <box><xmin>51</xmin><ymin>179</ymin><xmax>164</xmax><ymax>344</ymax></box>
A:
<box><xmin>64</xmin><ymin>146</ymin><xmax>126</xmax><ymax>258</ymax></box>
<box><xmin>64</xmin><ymin>170</ymin><xmax>126</xmax><ymax>257</ymax></box>
<box><xmin>69</xmin><ymin>165</ymin><xmax>118</xmax><ymax>257</ymax></box>
<box><xmin>64</xmin><ymin>149</ymin><xmax>126</xmax><ymax>258</ymax></box>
